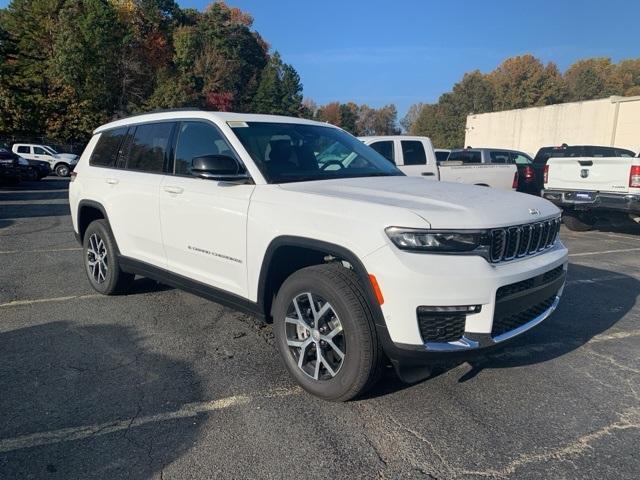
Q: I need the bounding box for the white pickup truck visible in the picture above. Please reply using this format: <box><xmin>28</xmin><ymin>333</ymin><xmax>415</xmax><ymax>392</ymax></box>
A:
<box><xmin>359</xmin><ymin>136</ymin><xmax>517</xmax><ymax>190</ymax></box>
<box><xmin>542</xmin><ymin>156</ymin><xmax>640</xmax><ymax>230</ymax></box>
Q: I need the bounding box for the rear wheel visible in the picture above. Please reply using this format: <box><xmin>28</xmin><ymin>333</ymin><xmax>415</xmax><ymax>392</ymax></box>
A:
<box><xmin>563</xmin><ymin>211</ymin><xmax>596</xmax><ymax>231</ymax></box>
<box><xmin>273</xmin><ymin>263</ymin><xmax>383</xmax><ymax>402</ymax></box>
<box><xmin>83</xmin><ymin>219</ymin><xmax>134</xmax><ymax>295</ymax></box>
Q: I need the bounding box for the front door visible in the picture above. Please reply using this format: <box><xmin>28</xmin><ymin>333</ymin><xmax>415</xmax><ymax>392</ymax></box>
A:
<box><xmin>159</xmin><ymin>121</ymin><xmax>254</xmax><ymax>297</ymax></box>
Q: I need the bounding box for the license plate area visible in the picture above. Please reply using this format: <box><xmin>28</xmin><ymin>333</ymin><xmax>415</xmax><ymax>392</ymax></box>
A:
<box><xmin>566</xmin><ymin>191</ymin><xmax>595</xmax><ymax>202</ymax></box>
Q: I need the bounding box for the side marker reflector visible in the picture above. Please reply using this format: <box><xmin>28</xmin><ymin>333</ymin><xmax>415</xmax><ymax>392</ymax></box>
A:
<box><xmin>368</xmin><ymin>274</ymin><xmax>384</xmax><ymax>305</ymax></box>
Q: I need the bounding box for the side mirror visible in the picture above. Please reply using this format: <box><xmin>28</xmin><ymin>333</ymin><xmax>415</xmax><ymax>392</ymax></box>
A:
<box><xmin>191</xmin><ymin>155</ymin><xmax>249</xmax><ymax>181</ymax></box>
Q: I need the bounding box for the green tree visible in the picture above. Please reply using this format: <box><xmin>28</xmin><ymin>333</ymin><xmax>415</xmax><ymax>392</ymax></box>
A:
<box><xmin>563</xmin><ymin>58</ymin><xmax>623</xmax><ymax>101</ymax></box>
<box><xmin>490</xmin><ymin>55</ymin><xmax>564</xmax><ymax>109</ymax></box>
<box><xmin>252</xmin><ymin>52</ymin><xmax>303</xmax><ymax>116</ymax></box>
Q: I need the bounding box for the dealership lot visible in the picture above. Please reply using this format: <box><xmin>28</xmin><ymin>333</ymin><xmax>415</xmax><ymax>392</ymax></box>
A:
<box><xmin>1</xmin><ymin>178</ymin><xmax>639</xmax><ymax>479</ymax></box>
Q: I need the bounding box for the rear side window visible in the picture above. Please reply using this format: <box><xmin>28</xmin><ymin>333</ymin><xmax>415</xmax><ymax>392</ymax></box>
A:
<box><xmin>401</xmin><ymin>141</ymin><xmax>426</xmax><ymax>165</ymax></box>
<box><xmin>125</xmin><ymin>123</ymin><xmax>174</xmax><ymax>173</ymax></box>
<box><xmin>174</xmin><ymin>121</ymin><xmax>236</xmax><ymax>176</ymax></box>
<box><xmin>369</xmin><ymin>141</ymin><xmax>395</xmax><ymax>164</ymax></box>
<box><xmin>511</xmin><ymin>153</ymin><xmax>532</xmax><ymax>165</ymax></box>
<box><xmin>90</xmin><ymin>127</ymin><xmax>128</xmax><ymax>167</ymax></box>
<box><xmin>435</xmin><ymin>151</ymin><xmax>449</xmax><ymax>163</ymax></box>
<box><xmin>448</xmin><ymin>150</ymin><xmax>481</xmax><ymax>164</ymax></box>
<box><xmin>16</xmin><ymin>146</ymin><xmax>30</xmax><ymax>154</ymax></box>
<box><xmin>489</xmin><ymin>151</ymin><xmax>510</xmax><ymax>164</ymax></box>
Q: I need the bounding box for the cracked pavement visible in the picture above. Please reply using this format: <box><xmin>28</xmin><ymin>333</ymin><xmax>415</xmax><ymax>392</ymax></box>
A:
<box><xmin>1</xmin><ymin>177</ymin><xmax>639</xmax><ymax>479</ymax></box>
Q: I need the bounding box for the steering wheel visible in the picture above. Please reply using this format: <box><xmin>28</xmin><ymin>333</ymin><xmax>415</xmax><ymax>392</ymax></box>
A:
<box><xmin>320</xmin><ymin>160</ymin><xmax>345</xmax><ymax>170</ymax></box>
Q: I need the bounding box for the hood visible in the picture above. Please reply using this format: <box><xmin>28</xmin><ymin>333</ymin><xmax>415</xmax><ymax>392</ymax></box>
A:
<box><xmin>278</xmin><ymin>176</ymin><xmax>560</xmax><ymax>229</ymax></box>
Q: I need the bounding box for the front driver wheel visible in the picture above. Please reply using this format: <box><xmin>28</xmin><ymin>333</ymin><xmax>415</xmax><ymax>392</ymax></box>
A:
<box><xmin>273</xmin><ymin>263</ymin><xmax>383</xmax><ymax>401</ymax></box>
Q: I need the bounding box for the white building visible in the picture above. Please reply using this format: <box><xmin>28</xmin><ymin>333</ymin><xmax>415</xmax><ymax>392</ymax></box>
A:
<box><xmin>465</xmin><ymin>96</ymin><xmax>640</xmax><ymax>156</ymax></box>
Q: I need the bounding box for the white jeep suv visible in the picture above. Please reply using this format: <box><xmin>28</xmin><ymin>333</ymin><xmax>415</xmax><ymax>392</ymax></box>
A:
<box><xmin>69</xmin><ymin>110</ymin><xmax>568</xmax><ymax>401</ymax></box>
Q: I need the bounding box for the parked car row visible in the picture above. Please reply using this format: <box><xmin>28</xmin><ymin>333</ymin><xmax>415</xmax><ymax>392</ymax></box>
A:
<box><xmin>0</xmin><ymin>142</ymin><xmax>79</xmax><ymax>185</ymax></box>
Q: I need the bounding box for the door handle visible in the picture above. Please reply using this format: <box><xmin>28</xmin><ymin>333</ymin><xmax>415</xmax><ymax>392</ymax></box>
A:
<box><xmin>421</xmin><ymin>172</ymin><xmax>435</xmax><ymax>176</ymax></box>
<box><xmin>105</xmin><ymin>178</ymin><xmax>119</xmax><ymax>185</ymax></box>
<box><xmin>163</xmin><ymin>186</ymin><xmax>184</xmax><ymax>194</ymax></box>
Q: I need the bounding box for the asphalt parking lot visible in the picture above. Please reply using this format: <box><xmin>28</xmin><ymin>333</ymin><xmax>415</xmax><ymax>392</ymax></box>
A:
<box><xmin>1</xmin><ymin>178</ymin><xmax>639</xmax><ymax>480</ymax></box>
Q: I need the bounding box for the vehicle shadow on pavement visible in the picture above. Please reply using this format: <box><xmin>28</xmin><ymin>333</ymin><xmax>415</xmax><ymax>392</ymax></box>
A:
<box><xmin>458</xmin><ymin>263</ymin><xmax>639</xmax><ymax>381</ymax></box>
<box><xmin>0</xmin><ymin>321</ymin><xmax>204</xmax><ymax>479</ymax></box>
<box><xmin>0</xmin><ymin>219</ymin><xmax>13</xmax><ymax>230</ymax></box>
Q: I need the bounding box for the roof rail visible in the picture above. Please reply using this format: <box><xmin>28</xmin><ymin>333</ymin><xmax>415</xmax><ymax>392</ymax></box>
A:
<box><xmin>112</xmin><ymin>107</ymin><xmax>207</xmax><ymax>120</ymax></box>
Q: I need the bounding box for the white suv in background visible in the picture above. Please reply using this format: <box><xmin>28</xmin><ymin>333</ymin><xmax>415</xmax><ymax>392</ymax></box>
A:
<box><xmin>69</xmin><ymin>110</ymin><xmax>568</xmax><ymax>401</ymax></box>
<box><xmin>12</xmin><ymin>143</ymin><xmax>79</xmax><ymax>177</ymax></box>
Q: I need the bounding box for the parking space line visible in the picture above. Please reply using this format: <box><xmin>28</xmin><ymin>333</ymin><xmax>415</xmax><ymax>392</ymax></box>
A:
<box><xmin>0</xmin><ymin>387</ymin><xmax>300</xmax><ymax>453</ymax></box>
<box><xmin>0</xmin><ymin>294</ymin><xmax>101</xmax><ymax>308</ymax></box>
<box><xmin>0</xmin><ymin>247</ymin><xmax>81</xmax><ymax>255</ymax></box>
<box><xmin>569</xmin><ymin>247</ymin><xmax>640</xmax><ymax>257</ymax></box>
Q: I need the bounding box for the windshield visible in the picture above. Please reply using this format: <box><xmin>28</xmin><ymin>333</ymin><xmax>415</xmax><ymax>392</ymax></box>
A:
<box><xmin>229</xmin><ymin>122</ymin><xmax>403</xmax><ymax>183</ymax></box>
<box><xmin>43</xmin><ymin>146</ymin><xmax>58</xmax><ymax>155</ymax></box>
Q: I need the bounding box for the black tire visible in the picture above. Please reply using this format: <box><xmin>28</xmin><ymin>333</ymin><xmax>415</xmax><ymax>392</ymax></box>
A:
<box><xmin>83</xmin><ymin>219</ymin><xmax>134</xmax><ymax>295</ymax></box>
<box><xmin>563</xmin><ymin>211</ymin><xmax>596</xmax><ymax>232</ymax></box>
<box><xmin>273</xmin><ymin>263</ymin><xmax>384</xmax><ymax>402</ymax></box>
<box><xmin>55</xmin><ymin>163</ymin><xmax>70</xmax><ymax>177</ymax></box>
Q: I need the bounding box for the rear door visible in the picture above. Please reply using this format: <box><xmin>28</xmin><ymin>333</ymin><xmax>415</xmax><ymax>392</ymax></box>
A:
<box><xmin>546</xmin><ymin>157</ymin><xmax>633</xmax><ymax>194</ymax></box>
<box><xmin>15</xmin><ymin>145</ymin><xmax>34</xmax><ymax>160</ymax></box>
<box><xmin>104</xmin><ymin>122</ymin><xmax>175</xmax><ymax>268</ymax></box>
<box><xmin>398</xmin><ymin>139</ymin><xmax>438</xmax><ymax>180</ymax></box>
<box><xmin>159</xmin><ymin>120</ymin><xmax>254</xmax><ymax>297</ymax></box>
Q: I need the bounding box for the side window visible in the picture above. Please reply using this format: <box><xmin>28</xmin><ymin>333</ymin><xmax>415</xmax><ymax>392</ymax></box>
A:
<box><xmin>16</xmin><ymin>146</ymin><xmax>30</xmax><ymax>154</ymax></box>
<box><xmin>90</xmin><ymin>127</ymin><xmax>128</xmax><ymax>167</ymax></box>
<box><xmin>435</xmin><ymin>151</ymin><xmax>449</xmax><ymax>163</ymax></box>
<box><xmin>369</xmin><ymin>141</ymin><xmax>395</xmax><ymax>164</ymax></box>
<box><xmin>174</xmin><ymin>121</ymin><xmax>236</xmax><ymax>176</ymax></box>
<box><xmin>125</xmin><ymin>122</ymin><xmax>174</xmax><ymax>173</ymax></box>
<box><xmin>34</xmin><ymin>147</ymin><xmax>48</xmax><ymax>155</ymax></box>
<box><xmin>449</xmin><ymin>150</ymin><xmax>481</xmax><ymax>164</ymax></box>
<box><xmin>401</xmin><ymin>140</ymin><xmax>426</xmax><ymax>165</ymax></box>
<box><xmin>511</xmin><ymin>153</ymin><xmax>532</xmax><ymax>165</ymax></box>
<box><xmin>489</xmin><ymin>151</ymin><xmax>510</xmax><ymax>164</ymax></box>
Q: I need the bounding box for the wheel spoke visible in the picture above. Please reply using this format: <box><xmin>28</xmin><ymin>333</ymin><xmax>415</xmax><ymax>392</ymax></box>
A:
<box><xmin>319</xmin><ymin>352</ymin><xmax>337</xmax><ymax>377</ymax></box>
<box><xmin>323</xmin><ymin>338</ymin><xmax>344</xmax><ymax>360</ymax></box>
<box><xmin>298</xmin><ymin>340</ymin><xmax>312</xmax><ymax>370</ymax></box>
<box><xmin>325</xmin><ymin>324</ymin><xmax>342</xmax><ymax>339</ymax></box>
<box><xmin>306</xmin><ymin>293</ymin><xmax>318</xmax><ymax>328</ymax></box>
<box><xmin>287</xmin><ymin>337</ymin><xmax>311</xmax><ymax>349</ymax></box>
<box><xmin>285</xmin><ymin>316</ymin><xmax>310</xmax><ymax>333</ymax></box>
<box><xmin>313</xmin><ymin>349</ymin><xmax>321</xmax><ymax>380</ymax></box>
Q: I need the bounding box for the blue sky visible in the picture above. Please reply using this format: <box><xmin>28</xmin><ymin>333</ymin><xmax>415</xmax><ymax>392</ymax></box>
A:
<box><xmin>3</xmin><ymin>0</ymin><xmax>639</xmax><ymax>117</ymax></box>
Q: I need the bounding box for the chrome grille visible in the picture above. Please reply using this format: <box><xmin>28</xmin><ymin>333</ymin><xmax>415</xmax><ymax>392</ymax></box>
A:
<box><xmin>489</xmin><ymin>217</ymin><xmax>561</xmax><ymax>263</ymax></box>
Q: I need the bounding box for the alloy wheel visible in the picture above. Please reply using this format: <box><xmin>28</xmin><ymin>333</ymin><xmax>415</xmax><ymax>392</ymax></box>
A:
<box><xmin>285</xmin><ymin>292</ymin><xmax>345</xmax><ymax>380</ymax></box>
<box><xmin>87</xmin><ymin>233</ymin><xmax>108</xmax><ymax>284</ymax></box>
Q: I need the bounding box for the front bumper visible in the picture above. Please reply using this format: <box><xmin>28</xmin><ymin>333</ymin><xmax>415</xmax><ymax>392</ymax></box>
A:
<box><xmin>363</xmin><ymin>242</ymin><xmax>568</xmax><ymax>372</ymax></box>
<box><xmin>542</xmin><ymin>189</ymin><xmax>640</xmax><ymax>214</ymax></box>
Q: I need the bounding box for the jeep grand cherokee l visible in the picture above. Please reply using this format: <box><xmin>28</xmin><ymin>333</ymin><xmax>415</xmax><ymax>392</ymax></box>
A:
<box><xmin>69</xmin><ymin>111</ymin><xmax>568</xmax><ymax>401</ymax></box>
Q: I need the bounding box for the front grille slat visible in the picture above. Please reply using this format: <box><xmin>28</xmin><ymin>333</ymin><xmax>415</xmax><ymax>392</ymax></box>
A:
<box><xmin>490</xmin><ymin>217</ymin><xmax>560</xmax><ymax>263</ymax></box>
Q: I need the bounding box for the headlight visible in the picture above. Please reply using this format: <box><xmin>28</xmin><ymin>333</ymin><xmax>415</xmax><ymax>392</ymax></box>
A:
<box><xmin>385</xmin><ymin>227</ymin><xmax>489</xmax><ymax>253</ymax></box>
